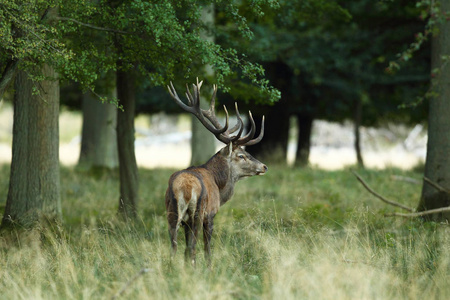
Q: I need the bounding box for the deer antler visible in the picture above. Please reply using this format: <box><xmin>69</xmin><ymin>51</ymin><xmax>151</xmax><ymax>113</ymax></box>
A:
<box><xmin>167</xmin><ymin>78</ymin><xmax>264</xmax><ymax>147</ymax></box>
<box><xmin>234</xmin><ymin>114</ymin><xmax>265</xmax><ymax>147</ymax></box>
<box><xmin>168</xmin><ymin>79</ymin><xmax>228</xmax><ymax>136</ymax></box>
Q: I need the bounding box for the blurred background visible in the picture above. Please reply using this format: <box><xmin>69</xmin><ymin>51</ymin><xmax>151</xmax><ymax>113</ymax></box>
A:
<box><xmin>0</xmin><ymin>0</ymin><xmax>431</xmax><ymax>171</ymax></box>
<box><xmin>0</xmin><ymin>103</ymin><xmax>427</xmax><ymax>170</ymax></box>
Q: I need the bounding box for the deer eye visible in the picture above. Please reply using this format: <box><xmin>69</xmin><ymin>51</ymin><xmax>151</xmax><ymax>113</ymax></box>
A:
<box><xmin>238</xmin><ymin>154</ymin><xmax>245</xmax><ymax>160</ymax></box>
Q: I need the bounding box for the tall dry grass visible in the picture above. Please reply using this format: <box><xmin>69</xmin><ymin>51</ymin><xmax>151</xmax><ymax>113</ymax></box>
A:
<box><xmin>0</xmin><ymin>165</ymin><xmax>449</xmax><ymax>299</ymax></box>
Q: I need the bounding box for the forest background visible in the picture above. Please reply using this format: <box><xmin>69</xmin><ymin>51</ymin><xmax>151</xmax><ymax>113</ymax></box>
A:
<box><xmin>0</xmin><ymin>0</ymin><xmax>449</xmax><ymax>299</ymax></box>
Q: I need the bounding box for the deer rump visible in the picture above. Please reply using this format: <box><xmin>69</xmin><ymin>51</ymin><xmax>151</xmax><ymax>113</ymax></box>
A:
<box><xmin>165</xmin><ymin>168</ymin><xmax>219</xmax><ymax>244</ymax></box>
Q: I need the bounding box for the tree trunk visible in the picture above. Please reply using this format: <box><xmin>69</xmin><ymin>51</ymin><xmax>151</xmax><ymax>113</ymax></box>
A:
<box><xmin>295</xmin><ymin>113</ymin><xmax>313</xmax><ymax>166</ymax></box>
<box><xmin>418</xmin><ymin>0</ymin><xmax>450</xmax><ymax>221</ymax></box>
<box><xmin>354</xmin><ymin>99</ymin><xmax>364</xmax><ymax>168</ymax></box>
<box><xmin>247</xmin><ymin>102</ymin><xmax>290</xmax><ymax>163</ymax></box>
<box><xmin>116</xmin><ymin>69</ymin><xmax>139</xmax><ymax>220</ymax></box>
<box><xmin>2</xmin><ymin>66</ymin><xmax>61</xmax><ymax>227</ymax></box>
<box><xmin>246</xmin><ymin>62</ymin><xmax>291</xmax><ymax>163</ymax></box>
<box><xmin>78</xmin><ymin>74</ymin><xmax>118</xmax><ymax>171</ymax></box>
<box><xmin>190</xmin><ymin>4</ymin><xmax>216</xmax><ymax>166</ymax></box>
<box><xmin>190</xmin><ymin>115</ymin><xmax>217</xmax><ymax>166</ymax></box>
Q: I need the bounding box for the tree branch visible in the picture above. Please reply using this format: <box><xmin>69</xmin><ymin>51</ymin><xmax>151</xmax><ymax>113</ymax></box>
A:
<box><xmin>0</xmin><ymin>59</ymin><xmax>19</xmax><ymax>99</ymax></box>
<box><xmin>351</xmin><ymin>171</ymin><xmax>414</xmax><ymax>212</ymax></box>
<box><xmin>423</xmin><ymin>176</ymin><xmax>450</xmax><ymax>193</ymax></box>
<box><xmin>390</xmin><ymin>175</ymin><xmax>421</xmax><ymax>185</ymax></box>
<box><xmin>57</xmin><ymin>17</ymin><xmax>131</xmax><ymax>35</ymax></box>
<box><xmin>385</xmin><ymin>206</ymin><xmax>450</xmax><ymax>218</ymax></box>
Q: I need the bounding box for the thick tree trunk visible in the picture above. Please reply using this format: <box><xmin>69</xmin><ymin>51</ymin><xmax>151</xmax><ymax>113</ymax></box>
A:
<box><xmin>78</xmin><ymin>75</ymin><xmax>118</xmax><ymax>171</ymax></box>
<box><xmin>2</xmin><ymin>66</ymin><xmax>61</xmax><ymax>227</ymax></box>
<box><xmin>246</xmin><ymin>62</ymin><xmax>291</xmax><ymax>163</ymax></box>
<box><xmin>190</xmin><ymin>4</ymin><xmax>216</xmax><ymax>166</ymax></box>
<box><xmin>354</xmin><ymin>99</ymin><xmax>364</xmax><ymax>168</ymax></box>
<box><xmin>295</xmin><ymin>113</ymin><xmax>313</xmax><ymax>167</ymax></box>
<box><xmin>418</xmin><ymin>0</ymin><xmax>450</xmax><ymax>221</ymax></box>
<box><xmin>190</xmin><ymin>115</ymin><xmax>217</xmax><ymax>166</ymax></box>
<box><xmin>247</xmin><ymin>102</ymin><xmax>290</xmax><ymax>163</ymax></box>
<box><xmin>116</xmin><ymin>70</ymin><xmax>139</xmax><ymax>219</ymax></box>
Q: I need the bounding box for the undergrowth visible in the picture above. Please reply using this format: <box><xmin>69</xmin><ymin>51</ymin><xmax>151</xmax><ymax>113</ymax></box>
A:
<box><xmin>0</xmin><ymin>164</ymin><xmax>448</xmax><ymax>299</ymax></box>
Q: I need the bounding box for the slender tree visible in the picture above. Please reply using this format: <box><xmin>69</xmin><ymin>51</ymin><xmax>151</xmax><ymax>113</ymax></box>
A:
<box><xmin>295</xmin><ymin>113</ymin><xmax>313</xmax><ymax>166</ymax></box>
<box><xmin>78</xmin><ymin>76</ymin><xmax>119</xmax><ymax>171</ymax></box>
<box><xmin>116</xmin><ymin>66</ymin><xmax>139</xmax><ymax>219</ymax></box>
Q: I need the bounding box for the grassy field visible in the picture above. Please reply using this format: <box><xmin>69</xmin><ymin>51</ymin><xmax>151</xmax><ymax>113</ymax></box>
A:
<box><xmin>0</xmin><ymin>164</ymin><xmax>449</xmax><ymax>299</ymax></box>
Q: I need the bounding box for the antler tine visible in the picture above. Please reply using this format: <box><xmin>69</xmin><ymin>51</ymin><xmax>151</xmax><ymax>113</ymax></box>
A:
<box><xmin>209</xmin><ymin>84</ymin><xmax>217</xmax><ymax>111</ymax></box>
<box><xmin>234</xmin><ymin>110</ymin><xmax>257</xmax><ymax>146</ymax></box>
<box><xmin>168</xmin><ymin>81</ymin><xmax>227</xmax><ymax>135</ymax></box>
<box><xmin>185</xmin><ymin>84</ymin><xmax>193</xmax><ymax>105</ymax></box>
<box><xmin>240</xmin><ymin>115</ymin><xmax>264</xmax><ymax>146</ymax></box>
<box><xmin>198</xmin><ymin>83</ymin><xmax>234</xmax><ymax>143</ymax></box>
<box><xmin>215</xmin><ymin>104</ymin><xmax>243</xmax><ymax>144</ymax></box>
<box><xmin>227</xmin><ymin>102</ymin><xmax>243</xmax><ymax>135</ymax></box>
<box><xmin>185</xmin><ymin>79</ymin><xmax>203</xmax><ymax>106</ymax></box>
<box><xmin>201</xmin><ymin>84</ymin><xmax>222</xmax><ymax>128</ymax></box>
<box><xmin>168</xmin><ymin>81</ymin><xmax>195</xmax><ymax>114</ymax></box>
<box><xmin>208</xmin><ymin>105</ymin><xmax>232</xmax><ymax>145</ymax></box>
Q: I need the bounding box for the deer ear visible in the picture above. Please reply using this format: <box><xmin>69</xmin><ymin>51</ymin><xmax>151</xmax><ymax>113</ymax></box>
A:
<box><xmin>227</xmin><ymin>143</ymin><xmax>233</xmax><ymax>157</ymax></box>
<box><xmin>221</xmin><ymin>143</ymin><xmax>233</xmax><ymax>157</ymax></box>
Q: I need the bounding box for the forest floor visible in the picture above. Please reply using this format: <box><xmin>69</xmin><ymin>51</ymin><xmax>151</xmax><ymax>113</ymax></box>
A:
<box><xmin>0</xmin><ymin>163</ymin><xmax>448</xmax><ymax>299</ymax></box>
<box><xmin>1</xmin><ymin>101</ymin><xmax>449</xmax><ymax>300</ymax></box>
<box><xmin>0</xmin><ymin>101</ymin><xmax>427</xmax><ymax>169</ymax></box>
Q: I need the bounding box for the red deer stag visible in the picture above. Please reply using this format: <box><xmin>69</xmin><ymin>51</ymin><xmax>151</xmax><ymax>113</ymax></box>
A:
<box><xmin>165</xmin><ymin>79</ymin><xmax>267</xmax><ymax>266</ymax></box>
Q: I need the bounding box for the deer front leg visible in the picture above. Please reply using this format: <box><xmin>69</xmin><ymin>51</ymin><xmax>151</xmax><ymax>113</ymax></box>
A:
<box><xmin>203</xmin><ymin>215</ymin><xmax>214</xmax><ymax>268</ymax></box>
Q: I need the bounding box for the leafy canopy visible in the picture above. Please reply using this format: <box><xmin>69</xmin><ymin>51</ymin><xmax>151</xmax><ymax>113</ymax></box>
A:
<box><xmin>0</xmin><ymin>0</ymin><xmax>281</xmax><ymax>103</ymax></box>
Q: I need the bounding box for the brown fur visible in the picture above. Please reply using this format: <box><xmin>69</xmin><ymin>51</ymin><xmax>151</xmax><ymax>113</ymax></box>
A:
<box><xmin>165</xmin><ymin>145</ymin><xmax>267</xmax><ymax>266</ymax></box>
<box><xmin>166</xmin><ymin>80</ymin><xmax>267</xmax><ymax>266</ymax></box>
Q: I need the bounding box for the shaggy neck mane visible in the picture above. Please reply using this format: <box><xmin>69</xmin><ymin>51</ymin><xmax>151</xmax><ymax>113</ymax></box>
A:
<box><xmin>203</xmin><ymin>153</ymin><xmax>230</xmax><ymax>190</ymax></box>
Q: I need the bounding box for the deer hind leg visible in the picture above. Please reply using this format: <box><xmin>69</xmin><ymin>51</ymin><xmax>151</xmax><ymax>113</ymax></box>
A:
<box><xmin>183</xmin><ymin>221</ymin><xmax>192</xmax><ymax>263</ymax></box>
<box><xmin>167</xmin><ymin>211</ymin><xmax>179</xmax><ymax>257</ymax></box>
<box><xmin>183</xmin><ymin>212</ymin><xmax>202</xmax><ymax>267</ymax></box>
<box><xmin>203</xmin><ymin>215</ymin><xmax>215</xmax><ymax>267</ymax></box>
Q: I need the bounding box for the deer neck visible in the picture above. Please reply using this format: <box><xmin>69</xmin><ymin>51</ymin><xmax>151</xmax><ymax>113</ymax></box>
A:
<box><xmin>203</xmin><ymin>153</ymin><xmax>237</xmax><ymax>205</ymax></box>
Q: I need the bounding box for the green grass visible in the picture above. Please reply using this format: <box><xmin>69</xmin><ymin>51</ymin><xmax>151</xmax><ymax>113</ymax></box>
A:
<box><xmin>0</xmin><ymin>164</ymin><xmax>449</xmax><ymax>299</ymax></box>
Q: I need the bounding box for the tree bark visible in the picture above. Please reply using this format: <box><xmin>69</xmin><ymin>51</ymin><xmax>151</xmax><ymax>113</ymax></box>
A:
<box><xmin>418</xmin><ymin>0</ymin><xmax>450</xmax><ymax>221</ymax></box>
<box><xmin>190</xmin><ymin>113</ymin><xmax>217</xmax><ymax>166</ymax></box>
<box><xmin>2</xmin><ymin>66</ymin><xmax>61</xmax><ymax>227</ymax></box>
<box><xmin>116</xmin><ymin>69</ymin><xmax>139</xmax><ymax>220</ymax></box>
<box><xmin>246</xmin><ymin>62</ymin><xmax>291</xmax><ymax>163</ymax></box>
<box><xmin>295</xmin><ymin>113</ymin><xmax>313</xmax><ymax>166</ymax></box>
<box><xmin>78</xmin><ymin>74</ymin><xmax>118</xmax><ymax>171</ymax></box>
<box><xmin>247</xmin><ymin>101</ymin><xmax>290</xmax><ymax>163</ymax></box>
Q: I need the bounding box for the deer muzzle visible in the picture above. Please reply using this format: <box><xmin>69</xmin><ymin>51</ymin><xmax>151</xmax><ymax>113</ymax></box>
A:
<box><xmin>257</xmin><ymin>164</ymin><xmax>268</xmax><ymax>175</ymax></box>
